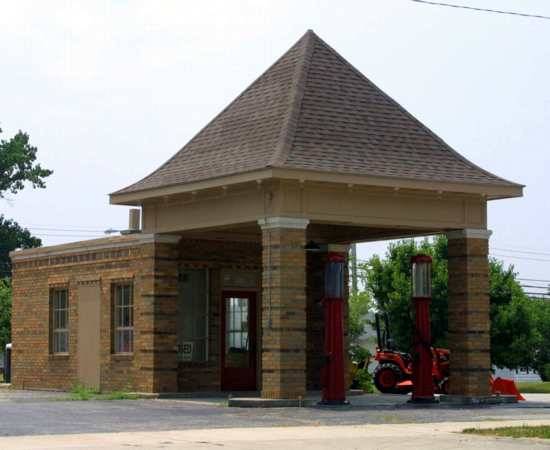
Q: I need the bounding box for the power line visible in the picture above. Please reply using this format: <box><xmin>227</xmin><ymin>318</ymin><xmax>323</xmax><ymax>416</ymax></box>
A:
<box><xmin>492</xmin><ymin>247</ymin><xmax>550</xmax><ymax>257</ymax></box>
<box><xmin>518</xmin><ymin>277</ymin><xmax>550</xmax><ymax>283</ymax></box>
<box><xmin>491</xmin><ymin>253</ymin><xmax>550</xmax><ymax>263</ymax></box>
<box><xmin>410</xmin><ymin>0</ymin><xmax>550</xmax><ymax>20</ymax></box>
<box><xmin>520</xmin><ymin>285</ymin><xmax>550</xmax><ymax>291</ymax></box>
<box><xmin>525</xmin><ymin>292</ymin><xmax>550</xmax><ymax>298</ymax></box>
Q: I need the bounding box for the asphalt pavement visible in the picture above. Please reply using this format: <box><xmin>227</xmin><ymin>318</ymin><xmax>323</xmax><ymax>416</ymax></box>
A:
<box><xmin>0</xmin><ymin>390</ymin><xmax>550</xmax><ymax>437</ymax></box>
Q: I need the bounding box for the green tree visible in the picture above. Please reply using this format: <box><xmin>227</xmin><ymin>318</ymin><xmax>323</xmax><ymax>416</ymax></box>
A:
<box><xmin>0</xmin><ymin>279</ymin><xmax>11</xmax><ymax>351</ymax></box>
<box><xmin>0</xmin><ymin>126</ymin><xmax>51</xmax><ymax>348</ymax></box>
<box><xmin>0</xmin><ymin>128</ymin><xmax>52</xmax><ymax>198</ymax></box>
<box><xmin>530</xmin><ymin>299</ymin><xmax>550</xmax><ymax>381</ymax></box>
<box><xmin>365</xmin><ymin>236</ymin><xmax>538</xmax><ymax>370</ymax></box>
<box><xmin>0</xmin><ymin>127</ymin><xmax>51</xmax><ymax>277</ymax></box>
<box><xmin>348</xmin><ymin>284</ymin><xmax>374</xmax><ymax>393</ymax></box>
<box><xmin>349</xmin><ymin>290</ymin><xmax>372</xmax><ymax>343</ymax></box>
<box><xmin>348</xmin><ymin>290</ymin><xmax>372</xmax><ymax>363</ymax></box>
<box><xmin>365</xmin><ymin>236</ymin><xmax>449</xmax><ymax>350</ymax></box>
<box><xmin>489</xmin><ymin>260</ymin><xmax>537</xmax><ymax>369</ymax></box>
<box><xmin>0</xmin><ymin>216</ymin><xmax>41</xmax><ymax>278</ymax></box>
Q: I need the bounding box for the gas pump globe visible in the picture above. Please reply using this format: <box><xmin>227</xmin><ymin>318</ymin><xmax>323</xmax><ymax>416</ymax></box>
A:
<box><xmin>410</xmin><ymin>254</ymin><xmax>436</xmax><ymax>403</ymax></box>
<box><xmin>412</xmin><ymin>255</ymin><xmax>432</xmax><ymax>298</ymax></box>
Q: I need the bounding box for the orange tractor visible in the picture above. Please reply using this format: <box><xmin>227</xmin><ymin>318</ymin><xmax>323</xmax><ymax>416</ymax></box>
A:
<box><xmin>372</xmin><ymin>313</ymin><xmax>524</xmax><ymax>400</ymax></box>
<box><xmin>373</xmin><ymin>313</ymin><xmax>450</xmax><ymax>394</ymax></box>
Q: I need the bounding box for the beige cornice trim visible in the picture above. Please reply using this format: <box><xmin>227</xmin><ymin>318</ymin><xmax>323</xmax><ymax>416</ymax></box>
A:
<box><xmin>271</xmin><ymin>168</ymin><xmax>523</xmax><ymax>200</ymax></box>
<box><xmin>10</xmin><ymin>233</ymin><xmax>181</xmax><ymax>262</ymax></box>
<box><xmin>110</xmin><ymin>169</ymin><xmax>275</xmax><ymax>205</ymax></box>
<box><xmin>258</xmin><ymin>217</ymin><xmax>310</xmax><ymax>230</ymax></box>
<box><xmin>109</xmin><ymin>167</ymin><xmax>523</xmax><ymax>206</ymax></box>
<box><xmin>446</xmin><ymin>229</ymin><xmax>493</xmax><ymax>240</ymax></box>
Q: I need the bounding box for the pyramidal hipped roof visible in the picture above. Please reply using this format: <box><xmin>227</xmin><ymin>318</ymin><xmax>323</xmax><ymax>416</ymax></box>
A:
<box><xmin>112</xmin><ymin>30</ymin><xmax>521</xmax><ymax>201</ymax></box>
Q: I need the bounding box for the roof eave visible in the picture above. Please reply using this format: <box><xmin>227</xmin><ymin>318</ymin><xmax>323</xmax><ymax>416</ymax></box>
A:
<box><xmin>272</xmin><ymin>168</ymin><xmax>524</xmax><ymax>200</ymax></box>
<box><xmin>109</xmin><ymin>167</ymin><xmax>523</xmax><ymax>206</ymax></box>
<box><xmin>109</xmin><ymin>169</ymin><xmax>276</xmax><ymax>205</ymax></box>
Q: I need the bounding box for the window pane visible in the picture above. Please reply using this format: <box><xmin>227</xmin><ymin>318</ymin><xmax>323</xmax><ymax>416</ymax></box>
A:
<box><xmin>126</xmin><ymin>285</ymin><xmax>132</xmax><ymax>306</ymax></box>
<box><xmin>59</xmin><ymin>309</ymin><xmax>66</xmax><ymax>329</ymax></box>
<box><xmin>116</xmin><ymin>286</ymin><xmax>122</xmax><ymax>307</ymax></box>
<box><xmin>61</xmin><ymin>331</ymin><xmax>68</xmax><ymax>353</ymax></box>
<box><xmin>53</xmin><ymin>331</ymin><xmax>68</xmax><ymax>353</ymax></box>
<box><xmin>116</xmin><ymin>329</ymin><xmax>133</xmax><ymax>353</ymax></box>
<box><xmin>225</xmin><ymin>297</ymin><xmax>250</xmax><ymax>368</ymax></box>
<box><xmin>122</xmin><ymin>306</ymin><xmax>130</xmax><ymax>327</ymax></box>
<box><xmin>177</xmin><ymin>270</ymin><xmax>208</xmax><ymax>362</ymax></box>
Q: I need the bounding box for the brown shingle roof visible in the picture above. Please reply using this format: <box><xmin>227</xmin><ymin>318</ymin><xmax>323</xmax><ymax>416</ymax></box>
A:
<box><xmin>113</xmin><ymin>30</ymin><xmax>520</xmax><ymax>196</ymax></box>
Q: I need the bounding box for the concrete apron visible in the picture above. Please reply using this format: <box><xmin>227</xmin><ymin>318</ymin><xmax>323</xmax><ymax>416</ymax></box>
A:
<box><xmin>227</xmin><ymin>392</ymin><xmax>519</xmax><ymax>408</ymax></box>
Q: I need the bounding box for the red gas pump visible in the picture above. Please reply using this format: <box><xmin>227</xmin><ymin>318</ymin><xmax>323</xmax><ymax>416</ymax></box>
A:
<box><xmin>410</xmin><ymin>254</ymin><xmax>436</xmax><ymax>403</ymax></box>
<box><xmin>320</xmin><ymin>251</ymin><xmax>347</xmax><ymax>405</ymax></box>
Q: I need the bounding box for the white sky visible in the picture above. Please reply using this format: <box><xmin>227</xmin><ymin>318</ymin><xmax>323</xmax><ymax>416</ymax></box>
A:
<box><xmin>1</xmin><ymin>0</ymin><xmax>549</xmax><ymax>288</ymax></box>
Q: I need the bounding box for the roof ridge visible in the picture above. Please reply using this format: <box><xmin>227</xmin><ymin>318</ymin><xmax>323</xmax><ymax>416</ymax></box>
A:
<box><xmin>269</xmin><ymin>30</ymin><xmax>316</xmax><ymax>167</ymax></box>
<box><xmin>310</xmin><ymin>34</ymin><xmax>521</xmax><ymax>187</ymax></box>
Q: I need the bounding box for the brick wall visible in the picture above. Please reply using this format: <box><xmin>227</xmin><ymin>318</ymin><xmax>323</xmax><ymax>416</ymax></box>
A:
<box><xmin>11</xmin><ymin>244</ymin><xmax>148</xmax><ymax>391</ymax></box>
<box><xmin>11</xmin><ymin>233</ymin><xmax>346</xmax><ymax>394</ymax></box>
<box><xmin>11</xmin><ymin>237</ymin><xmax>263</xmax><ymax>393</ymax></box>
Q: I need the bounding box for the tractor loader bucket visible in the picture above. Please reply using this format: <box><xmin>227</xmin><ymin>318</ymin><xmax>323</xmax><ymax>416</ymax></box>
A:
<box><xmin>396</xmin><ymin>379</ymin><xmax>413</xmax><ymax>392</ymax></box>
<box><xmin>490</xmin><ymin>376</ymin><xmax>525</xmax><ymax>401</ymax></box>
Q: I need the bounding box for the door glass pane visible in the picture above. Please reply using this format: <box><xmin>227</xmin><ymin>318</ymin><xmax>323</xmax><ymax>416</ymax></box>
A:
<box><xmin>225</xmin><ymin>297</ymin><xmax>250</xmax><ymax>368</ymax></box>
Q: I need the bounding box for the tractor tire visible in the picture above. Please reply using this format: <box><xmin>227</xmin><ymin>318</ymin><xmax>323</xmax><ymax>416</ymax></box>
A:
<box><xmin>374</xmin><ymin>362</ymin><xmax>403</xmax><ymax>394</ymax></box>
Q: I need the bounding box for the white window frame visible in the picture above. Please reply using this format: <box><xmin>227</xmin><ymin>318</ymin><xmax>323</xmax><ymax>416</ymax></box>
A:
<box><xmin>113</xmin><ymin>283</ymin><xmax>134</xmax><ymax>354</ymax></box>
<box><xmin>51</xmin><ymin>288</ymin><xmax>69</xmax><ymax>354</ymax></box>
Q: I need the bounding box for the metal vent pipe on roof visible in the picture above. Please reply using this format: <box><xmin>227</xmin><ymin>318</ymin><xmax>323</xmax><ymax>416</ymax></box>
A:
<box><xmin>128</xmin><ymin>209</ymin><xmax>141</xmax><ymax>231</ymax></box>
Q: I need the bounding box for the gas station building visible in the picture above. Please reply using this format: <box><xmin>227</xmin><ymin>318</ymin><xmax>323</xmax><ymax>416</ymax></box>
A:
<box><xmin>9</xmin><ymin>31</ymin><xmax>522</xmax><ymax>400</ymax></box>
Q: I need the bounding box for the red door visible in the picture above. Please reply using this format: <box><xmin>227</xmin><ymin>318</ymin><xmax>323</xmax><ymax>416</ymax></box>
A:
<box><xmin>221</xmin><ymin>291</ymin><xmax>257</xmax><ymax>391</ymax></box>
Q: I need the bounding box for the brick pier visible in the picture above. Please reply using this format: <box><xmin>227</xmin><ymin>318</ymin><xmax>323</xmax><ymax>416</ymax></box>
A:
<box><xmin>259</xmin><ymin>217</ymin><xmax>309</xmax><ymax>399</ymax></box>
<box><xmin>447</xmin><ymin>229</ymin><xmax>492</xmax><ymax>398</ymax></box>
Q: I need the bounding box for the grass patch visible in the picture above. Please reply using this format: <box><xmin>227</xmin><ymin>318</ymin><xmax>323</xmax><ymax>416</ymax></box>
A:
<box><xmin>70</xmin><ymin>384</ymin><xmax>139</xmax><ymax>401</ymax></box>
<box><xmin>70</xmin><ymin>384</ymin><xmax>99</xmax><ymax>400</ymax></box>
<box><xmin>464</xmin><ymin>425</ymin><xmax>550</xmax><ymax>439</ymax></box>
<box><xmin>517</xmin><ymin>381</ymin><xmax>550</xmax><ymax>394</ymax></box>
